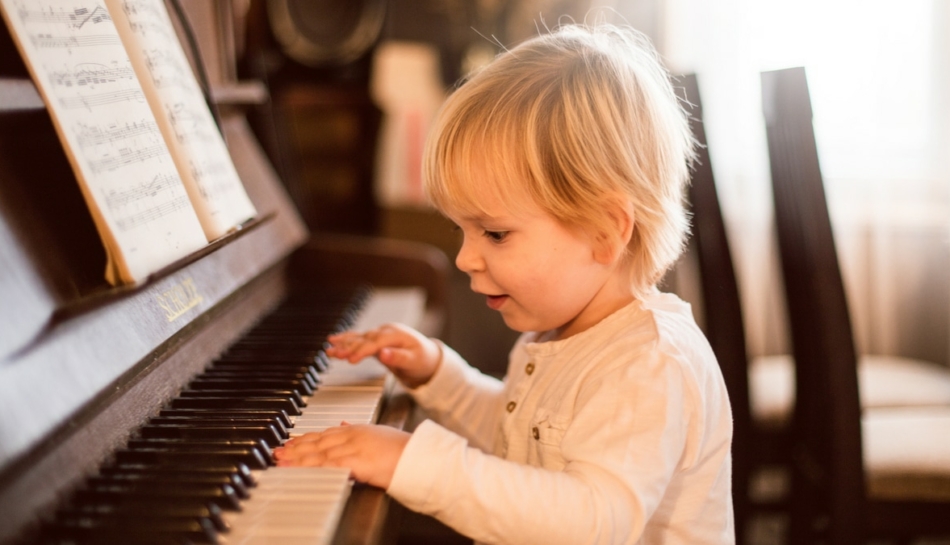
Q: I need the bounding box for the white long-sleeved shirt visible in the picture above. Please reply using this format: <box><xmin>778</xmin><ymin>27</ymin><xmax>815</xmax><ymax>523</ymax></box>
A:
<box><xmin>387</xmin><ymin>291</ymin><xmax>735</xmax><ymax>545</ymax></box>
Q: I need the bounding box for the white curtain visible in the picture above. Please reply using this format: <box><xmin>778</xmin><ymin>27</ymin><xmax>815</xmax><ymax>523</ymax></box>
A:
<box><xmin>623</xmin><ymin>0</ymin><xmax>950</xmax><ymax>365</ymax></box>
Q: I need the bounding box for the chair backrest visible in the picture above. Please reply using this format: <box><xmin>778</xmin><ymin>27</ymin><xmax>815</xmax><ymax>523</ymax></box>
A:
<box><xmin>760</xmin><ymin>67</ymin><xmax>866</xmax><ymax>545</ymax></box>
<box><xmin>678</xmin><ymin>74</ymin><xmax>752</xmax><ymax>539</ymax></box>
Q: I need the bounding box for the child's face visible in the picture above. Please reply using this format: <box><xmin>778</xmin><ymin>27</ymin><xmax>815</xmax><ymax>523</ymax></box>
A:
<box><xmin>446</xmin><ymin>194</ymin><xmax>631</xmax><ymax>340</ymax></box>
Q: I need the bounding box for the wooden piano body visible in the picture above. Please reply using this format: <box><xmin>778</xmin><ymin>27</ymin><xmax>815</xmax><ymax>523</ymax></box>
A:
<box><xmin>0</xmin><ymin>2</ymin><xmax>447</xmax><ymax>543</ymax></box>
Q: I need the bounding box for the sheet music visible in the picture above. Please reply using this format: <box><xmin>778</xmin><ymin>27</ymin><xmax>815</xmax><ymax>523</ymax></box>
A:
<box><xmin>107</xmin><ymin>0</ymin><xmax>257</xmax><ymax>240</ymax></box>
<box><xmin>0</xmin><ymin>0</ymin><xmax>207</xmax><ymax>285</ymax></box>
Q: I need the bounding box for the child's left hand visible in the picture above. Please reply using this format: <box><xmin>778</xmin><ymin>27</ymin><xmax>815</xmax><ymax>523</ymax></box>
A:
<box><xmin>273</xmin><ymin>424</ymin><xmax>411</xmax><ymax>490</ymax></box>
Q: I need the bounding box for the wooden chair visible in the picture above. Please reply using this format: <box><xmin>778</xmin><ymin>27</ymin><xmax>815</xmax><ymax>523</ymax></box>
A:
<box><xmin>679</xmin><ymin>74</ymin><xmax>756</xmax><ymax>543</ymax></box>
<box><xmin>760</xmin><ymin>66</ymin><xmax>950</xmax><ymax>544</ymax></box>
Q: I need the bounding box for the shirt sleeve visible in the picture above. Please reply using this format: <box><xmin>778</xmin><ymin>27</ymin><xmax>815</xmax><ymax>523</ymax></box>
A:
<box><xmin>388</xmin><ymin>348</ymin><xmax>711</xmax><ymax>545</ymax></box>
<box><xmin>405</xmin><ymin>341</ymin><xmax>506</xmax><ymax>452</ymax></box>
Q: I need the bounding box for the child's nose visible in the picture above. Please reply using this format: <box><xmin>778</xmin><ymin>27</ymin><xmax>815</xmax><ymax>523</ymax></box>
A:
<box><xmin>455</xmin><ymin>238</ymin><xmax>484</xmax><ymax>273</ymax></box>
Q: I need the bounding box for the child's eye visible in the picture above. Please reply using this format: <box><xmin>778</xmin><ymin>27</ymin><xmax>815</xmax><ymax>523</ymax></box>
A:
<box><xmin>483</xmin><ymin>230</ymin><xmax>509</xmax><ymax>243</ymax></box>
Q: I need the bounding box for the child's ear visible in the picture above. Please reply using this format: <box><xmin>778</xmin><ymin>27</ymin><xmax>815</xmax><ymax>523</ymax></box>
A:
<box><xmin>592</xmin><ymin>201</ymin><xmax>635</xmax><ymax>265</ymax></box>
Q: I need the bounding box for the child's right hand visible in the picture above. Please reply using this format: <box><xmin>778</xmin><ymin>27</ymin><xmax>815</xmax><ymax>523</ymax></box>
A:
<box><xmin>326</xmin><ymin>323</ymin><xmax>442</xmax><ymax>389</ymax></box>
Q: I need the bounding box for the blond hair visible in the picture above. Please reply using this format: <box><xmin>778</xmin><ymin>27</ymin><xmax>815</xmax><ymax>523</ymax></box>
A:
<box><xmin>424</xmin><ymin>23</ymin><xmax>695</xmax><ymax>298</ymax></box>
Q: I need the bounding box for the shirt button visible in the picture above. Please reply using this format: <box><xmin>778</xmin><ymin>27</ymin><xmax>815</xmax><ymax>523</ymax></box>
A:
<box><xmin>525</xmin><ymin>363</ymin><xmax>535</xmax><ymax>375</ymax></box>
<box><xmin>506</xmin><ymin>401</ymin><xmax>516</xmax><ymax>412</ymax></box>
<box><xmin>532</xmin><ymin>427</ymin><xmax>540</xmax><ymax>440</ymax></box>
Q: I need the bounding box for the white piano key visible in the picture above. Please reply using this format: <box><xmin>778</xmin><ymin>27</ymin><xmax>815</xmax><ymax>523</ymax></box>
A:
<box><xmin>223</xmin><ymin>467</ymin><xmax>351</xmax><ymax>545</ymax></box>
<box><xmin>308</xmin><ymin>390</ymin><xmax>384</xmax><ymax>405</ymax></box>
<box><xmin>294</xmin><ymin>419</ymin><xmax>375</xmax><ymax>428</ymax></box>
<box><xmin>298</xmin><ymin>407</ymin><xmax>379</xmax><ymax>418</ymax></box>
<box><xmin>350</xmin><ymin>288</ymin><xmax>425</xmax><ymax>332</ymax></box>
<box><xmin>225</xmin><ymin>289</ymin><xmax>424</xmax><ymax>544</ymax></box>
<box><xmin>227</xmin><ymin>537</ymin><xmax>328</xmax><ymax>545</ymax></box>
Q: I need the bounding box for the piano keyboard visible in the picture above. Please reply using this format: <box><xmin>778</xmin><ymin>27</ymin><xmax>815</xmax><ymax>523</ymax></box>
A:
<box><xmin>38</xmin><ymin>285</ymin><xmax>425</xmax><ymax>545</ymax></box>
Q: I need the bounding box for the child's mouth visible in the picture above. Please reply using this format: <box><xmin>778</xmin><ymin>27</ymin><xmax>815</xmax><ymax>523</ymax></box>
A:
<box><xmin>486</xmin><ymin>295</ymin><xmax>508</xmax><ymax>310</ymax></box>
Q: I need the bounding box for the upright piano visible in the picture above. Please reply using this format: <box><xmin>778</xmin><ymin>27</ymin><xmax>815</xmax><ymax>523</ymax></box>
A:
<box><xmin>0</xmin><ymin>2</ymin><xmax>448</xmax><ymax>543</ymax></box>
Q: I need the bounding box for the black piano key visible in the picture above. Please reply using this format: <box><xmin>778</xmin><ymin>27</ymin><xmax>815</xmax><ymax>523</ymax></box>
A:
<box><xmin>60</xmin><ymin>493</ymin><xmax>231</xmax><ymax>516</ymax></box>
<box><xmin>169</xmin><ymin>396</ymin><xmax>302</xmax><ymax>415</ymax></box>
<box><xmin>188</xmin><ymin>376</ymin><xmax>315</xmax><ymax>395</ymax></box>
<box><xmin>118</xmin><ymin>440</ymin><xmax>274</xmax><ymax>466</ymax></box>
<box><xmin>100</xmin><ymin>461</ymin><xmax>256</xmax><ymax>486</ymax></box>
<box><xmin>81</xmin><ymin>478</ymin><xmax>242</xmax><ymax>510</ymax></box>
<box><xmin>215</xmin><ymin>351</ymin><xmax>323</xmax><ymax>366</ymax></box>
<box><xmin>313</xmin><ymin>351</ymin><xmax>331</xmax><ymax>372</ymax></box>
<box><xmin>57</xmin><ymin>501</ymin><xmax>229</xmax><ymax>532</ymax></box>
<box><xmin>197</xmin><ymin>370</ymin><xmax>320</xmax><ymax>388</ymax></box>
<box><xmin>146</xmin><ymin>416</ymin><xmax>289</xmax><ymax>440</ymax></box>
<box><xmin>38</xmin><ymin>285</ymin><xmax>370</xmax><ymax>544</ymax></box>
<box><xmin>122</xmin><ymin>437</ymin><xmax>274</xmax><ymax>470</ymax></box>
<box><xmin>228</xmin><ymin>330</ymin><xmax>330</xmax><ymax>341</ymax></box>
<box><xmin>204</xmin><ymin>364</ymin><xmax>322</xmax><ymax>384</ymax></box>
<box><xmin>72</xmin><ymin>484</ymin><xmax>241</xmax><ymax>511</ymax></box>
<box><xmin>97</xmin><ymin>464</ymin><xmax>251</xmax><ymax>499</ymax></box>
<box><xmin>114</xmin><ymin>446</ymin><xmax>269</xmax><ymax>470</ymax></box>
<box><xmin>158</xmin><ymin>408</ymin><xmax>292</xmax><ymax>430</ymax></box>
<box><xmin>136</xmin><ymin>423</ymin><xmax>283</xmax><ymax>448</ymax></box>
<box><xmin>53</xmin><ymin>510</ymin><xmax>224</xmax><ymax>537</ymax></box>
<box><xmin>177</xmin><ymin>388</ymin><xmax>307</xmax><ymax>408</ymax></box>
<box><xmin>44</xmin><ymin>514</ymin><xmax>219</xmax><ymax>544</ymax></box>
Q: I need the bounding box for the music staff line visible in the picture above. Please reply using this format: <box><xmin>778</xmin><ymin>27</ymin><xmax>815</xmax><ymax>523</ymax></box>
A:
<box><xmin>59</xmin><ymin>87</ymin><xmax>144</xmax><ymax>110</ymax></box>
<box><xmin>74</xmin><ymin>119</ymin><xmax>158</xmax><ymax>148</ymax></box>
<box><xmin>16</xmin><ymin>4</ymin><xmax>112</xmax><ymax>28</ymax></box>
<box><xmin>168</xmin><ymin>108</ymin><xmax>215</xmax><ymax>145</ymax></box>
<box><xmin>30</xmin><ymin>33</ymin><xmax>120</xmax><ymax>49</ymax></box>
<box><xmin>143</xmin><ymin>48</ymin><xmax>190</xmax><ymax>90</ymax></box>
<box><xmin>47</xmin><ymin>61</ymin><xmax>135</xmax><ymax>89</ymax></box>
<box><xmin>195</xmin><ymin>179</ymin><xmax>243</xmax><ymax>204</ymax></box>
<box><xmin>87</xmin><ymin>142</ymin><xmax>166</xmax><ymax>174</ymax></box>
<box><xmin>114</xmin><ymin>193</ymin><xmax>191</xmax><ymax>232</ymax></box>
<box><xmin>102</xmin><ymin>172</ymin><xmax>179</xmax><ymax>209</ymax></box>
<box><xmin>119</xmin><ymin>0</ymin><xmax>164</xmax><ymax>23</ymax></box>
<box><xmin>189</xmin><ymin>161</ymin><xmax>234</xmax><ymax>200</ymax></box>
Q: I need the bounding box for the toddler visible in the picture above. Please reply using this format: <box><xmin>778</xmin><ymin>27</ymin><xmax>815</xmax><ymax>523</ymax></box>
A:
<box><xmin>275</xmin><ymin>23</ymin><xmax>734</xmax><ymax>545</ymax></box>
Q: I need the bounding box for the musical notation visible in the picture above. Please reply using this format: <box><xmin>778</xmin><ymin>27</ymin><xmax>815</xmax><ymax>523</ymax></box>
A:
<box><xmin>59</xmin><ymin>87</ymin><xmax>142</xmax><ymax>109</ymax></box>
<box><xmin>190</xmin><ymin>161</ymin><xmax>229</xmax><ymax>183</ymax></box>
<box><xmin>0</xmin><ymin>0</ymin><xmax>208</xmax><ymax>284</ymax></box>
<box><xmin>117</xmin><ymin>0</ymin><xmax>160</xmax><ymax>21</ymax></box>
<box><xmin>30</xmin><ymin>33</ymin><xmax>119</xmax><ymax>48</ymax></box>
<box><xmin>16</xmin><ymin>4</ymin><xmax>111</xmax><ymax>27</ymax></box>
<box><xmin>167</xmin><ymin>102</ymin><xmax>215</xmax><ymax>144</ymax></box>
<box><xmin>88</xmin><ymin>142</ymin><xmax>165</xmax><ymax>173</ymax></box>
<box><xmin>48</xmin><ymin>61</ymin><xmax>135</xmax><ymax>88</ymax></box>
<box><xmin>119</xmin><ymin>0</ymin><xmax>171</xmax><ymax>40</ymax></box>
<box><xmin>103</xmin><ymin>172</ymin><xmax>176</xmax><ymax>208</ymax></box>
<box><xmin>74</xmin><ymin>119</ymin><xmax>156</xmax><ymax>147</ymax></box>
<box><xmin>196</xmin><ymin>179</ymin><xmax>243</xmax><ymax>211</ymax></box>
<box><xmin>190</xmin><ymin>161</ymin><xmax>233</xmax><ymax>201</ymax></box>
<box><xmin>114</xmin><ymin>193</ymin><xmax>191</xmax><ymax>231</ymax></box>
<box><xmin>142</xmin><ymin>47</ymin><xmax>189</xmax><ymax>90</ymax></box>
<box><xmin>109</xmin><ymin>0</ymin><xmax>256</xmax><ymax>239</ymax></box>
<box><xmin>102</xmin><ymin>171</ymin><xmax>193</xmax><ymax>233</ymax></box>
<box><xmin>17</xmin><ymin>4</ymin><xmax>118</xmax><ymax>52</ymax></box>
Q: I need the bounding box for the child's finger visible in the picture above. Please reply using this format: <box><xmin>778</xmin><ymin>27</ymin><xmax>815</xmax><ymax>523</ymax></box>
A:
<box><xmin>341</xmin><ymin>335</ymin><xmax>411</xmax><ymax>364</ymax></box>
<box><xmin>326</xmin><ymin>340</ymin><xmax>379</xmax><ymax>362</ymax></box>
<box><xmin>377</xmin><ymin>347</ymin><xmax>421</xmax><ymax>372</ymax></box>
<box><xmin>327</xmin><ymin>330</ymin><xmax>367</xmax><ymax>342</ymax></box>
